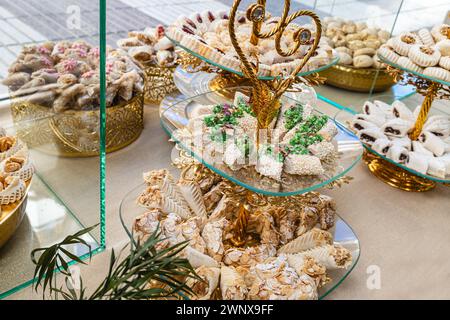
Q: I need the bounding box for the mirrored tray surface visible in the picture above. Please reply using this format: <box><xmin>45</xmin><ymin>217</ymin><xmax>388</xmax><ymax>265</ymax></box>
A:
<box><xmin>160</xmin><ymin>87</ymin><xmax>363</xmax><ymax>196</ymax></box>
<box><xmin>120</xmin><ymin>182</ymin><xmax>360</xmax><ymax>300</ymax></box>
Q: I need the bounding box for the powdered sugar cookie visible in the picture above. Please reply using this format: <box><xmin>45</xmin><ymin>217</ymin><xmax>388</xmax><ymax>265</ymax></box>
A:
<box><xmin>408</xmin><ymin>45</ymin><xmax>441</xmax><ymax>67</ymax></box>
<box><xmin>337</xmin><ymin>51</ymin><xmax>353</xmax><ymax>65</ymax></box>
<box><xmin>392</xmin><ymin>33</ymin><xmax>422</xmax><ymax>56</ymax></box>
<box><xmin>439</xmin><ymin>56</ymin><xmax>450</xmax><ymax>70</ymax></box>
<box><xmin>417</xmin><ymin>28</ymin><xmax>435</xmax><ymax>46</ymax></box>
<box><xmin>353</xmin><ymin>54</ymin><xmax>373</xmax><ymax>68</ymax></box>
<box><xmin>423</xmin><ymin>67</ymin><xmax>450</xmax><ymax>82</ymax></box>
<box><xmin>335</xmin><ymin>46</ymin><xmax>352</xmax><ymax>55</ymax></box>
<box><xmin>377</xmin><ymin>45</ymin><xmax>400</xmax><ymax>63</ymax></box>
<box><xmin>397</xmin><ymin>56</ymin><xmax>423</xmax><ymax>73</ymax></box>
<box><xmin>431</xmin><ymin>24</ymin><xmax>450</xmax><ymax>42</ymax></box>
<box><xmin>354</xmin><ymin>48</ymin><xmax>376</xmax><ymax>57</ymax></box>
<box><xmin>435</xmin><ymin>39</ymin><xmax>450</xmax><ymax>57</ymax></box>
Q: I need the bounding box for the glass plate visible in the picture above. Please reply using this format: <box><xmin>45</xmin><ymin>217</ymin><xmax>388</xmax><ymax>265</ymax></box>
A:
<box><xmin>119</xmin><ymin>182</ymin><xmax>360</xmax><ymax>300</ymax></box>
<box><xmin>160</xmin><ymin>87</ymin><xmax>363</xmax><ymax>196</ymax></box>
<box><xmin>167</xmin><ymin>35</ymin><xmax>339</xmax><ymax>80</ymax></box>
<box><xmin>378</xmin><ymin>53</ymin><xmax>450</xmax><ymax>87</ymax></box>
<box><xmin>334</xmin><ymin>97</ymin><xmax>450</xmax><ymax>183</ymax></box>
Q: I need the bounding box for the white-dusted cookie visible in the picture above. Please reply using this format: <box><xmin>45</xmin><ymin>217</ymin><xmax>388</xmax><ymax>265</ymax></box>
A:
<box><xmin>436</xmin><ymin>39</ymin><xmax>450</xmax><ymax>57</ymax></box>
<box><xmin>422</xmin><ymin>66</ymin><xmax>450</xmax><ymax>82</ymax></box>
<box><xmin>408</xmin><ymin>45</ymin><xmax>441</xmax><ymax>67</ymax></box>
<box><xmin>354</xmin><ymin>48</ymin><xmax>376</xmax><ymax>57</ymax></box>
<box><xmin>353</xmin><ymin>54</ymin><xmax>373</xmax><ymax>68</ymax></box>
<box><xmin>417</xmin><ymin>28</ymin><xmax>435</xmax><ymax>46</ymax></box>
<box><xmin>392</xmin><ymin>33</ymin><xmax>422</xmax><ymax>56</ymax></box>
<box><xmin>377</xmin><ymin>45</ymin><xmax>400</xmax><ymax>63</ymax></box>
<box><xmin>337</xmin><ymin>51</ymin><xmax>352</xmax><ymax>65</ymax></box>
<box><xmin>397</xmin><ymin>56</ymin><xmax>423</xmax><ymax>73</ymax></box>
<box><xmin>431</xmin><ymin>24</ymin><xmax>450</xmax><ymax>42</ymax></box>
<box><xmin>439</xmin><ymin>56</ymin><xmax>450</xmax><ymax>71</ymax></box>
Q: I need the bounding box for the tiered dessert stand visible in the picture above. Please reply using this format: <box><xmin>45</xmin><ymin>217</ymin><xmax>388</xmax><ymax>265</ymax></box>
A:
<box><xmin>352</xmin><ymin>52</ymin><xmax>450</xmax><ymax>192</ymax></box>
<box><xmin>124</xmin><ymin>0</ymin><xmax>365</xmax><ymax>298</ymax></box>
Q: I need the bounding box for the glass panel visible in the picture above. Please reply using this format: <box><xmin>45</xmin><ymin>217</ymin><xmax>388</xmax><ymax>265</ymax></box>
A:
<box><xmin>312</xmin><ymin>0</ymin><xmax>419</xmax><ymax>108</ymax></box>
<box><xmin>0</xmin><ymin>0</ymin><xmax>105</xmax><ymax>298</ymax></box>
<box><xmin>160</xmin><ymin>87</ymin><xmax>363</xmax><ymax>196</ymax></box>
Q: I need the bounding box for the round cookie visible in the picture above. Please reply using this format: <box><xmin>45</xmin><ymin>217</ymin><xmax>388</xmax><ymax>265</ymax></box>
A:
<box><xmin>439</xmin><ymin>56</ymin><xmax>450</xmax><ymax>70</ymax></box>
<box><xmin>417</xmin><ymin>28</ymin><xmax>435</xmax><ymax>46</ymax></box>
<box><xmin>392</xmin><ymin>33</ymin><xmax>422</xmax><ymax>56</ymax></box>
<box><xmin>435</xmin><ymin>39</ymin><xmax>450</xmax><ymax>57</ymax></box>
<box><xmin>423</xmin><ymin>66</ymin><xmax>450</xmax><ymax>82</ymax></box>
<box><xmin>397</xmin><ymin>56</ymin><xmax>423</xmax><ymax>73</ymax></box>
<box><xmin>377</xmin><ymin>45</ymin><xmax>400</xmax><ymax>63</ymax></box>
<box><xmin>431</xmin><ymin>24</ymin><xmax>450</xmax><ymax>42</ymax></box>
<box><xmin>408</xmin><ymin>45</ymin><xmax>441</xmax><ymax>67</ymax></box>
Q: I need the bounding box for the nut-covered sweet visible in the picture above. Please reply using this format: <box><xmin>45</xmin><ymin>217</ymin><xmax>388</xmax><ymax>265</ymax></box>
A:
<box><xmin>0</xmin><ymin>137</ymin><xmax>14</xmax><ymax>153</ymax></box>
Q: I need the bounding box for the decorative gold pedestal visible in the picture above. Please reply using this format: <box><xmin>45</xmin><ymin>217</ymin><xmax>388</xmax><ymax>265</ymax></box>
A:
<box><xmin>320</xmin><ymin>65</ymin><xmax>395</xmax><ymax>93</ymax></box>
<box><xmin>209</xmin><ymin>72</ymin><xmax>252</xmax><ymax>99</ymax></box>
<box><xmin>10</xmin><ymin>94</ymin><xmax>144</xmax><ymax>157</ymax></box>
<box><xmin>143</xmin><ymin>64</ymin><xmax>177</xmax><ymax>104</ymax></box>
<box><xmin>0</xmin><ymin>180</ymin><xmax>31</xmax><ymax>248</ymax></box>
<box><xmin>363</xmin><ymin>150</ymin><xmax>435</xmax><ymax>192</ymax></box>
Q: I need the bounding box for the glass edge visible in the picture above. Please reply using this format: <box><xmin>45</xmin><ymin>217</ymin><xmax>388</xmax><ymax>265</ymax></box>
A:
<box><xmin>99</xmin><ymin>0</ymin><xmax>107</xmax><ymax>248</ymax></box>
<box><xmin>160</xmin><ymin>116</ymin><xmax>363</xmax><ymax>197</ymax></box>
<box><xmin>319</xmin><ymin>213</ymin><xmax>361</xmax><ymax>300</ymax></box>
<box><xmin>378</xmin><ymin>53</ymin><xmax>450</xmax><ymax>87</ymax></box>
<box><xmin>0</xmin><ymin>244</ymin><xmax>105</xmax><ymax>300</ymax></box>
<box><xmin>168</xmin><ymin>35</ymin><xmax>339</xmax><ymax>80</ymax></box>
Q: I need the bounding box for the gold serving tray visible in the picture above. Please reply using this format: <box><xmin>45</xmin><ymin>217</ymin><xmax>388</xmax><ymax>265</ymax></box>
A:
<box><xmin>10</xmin><ymin>93</ymin><xmax>144</xmax><ymax>157</ymax></box>
<box><xmin>320</xmin><ymin>64</ymin><xmax>395</xmax><ymax>93</ymax></box>
<box><xmin>0</xmin><ymin>179</ymin><xmax>31</xmax><ymax>248</ymax></box>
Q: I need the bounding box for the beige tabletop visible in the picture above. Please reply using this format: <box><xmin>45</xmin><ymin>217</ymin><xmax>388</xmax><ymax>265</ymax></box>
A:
<box><xmin>7</xmin><ymin>86</ymin><xmax>450</xmax><ymax>300</ymax></box>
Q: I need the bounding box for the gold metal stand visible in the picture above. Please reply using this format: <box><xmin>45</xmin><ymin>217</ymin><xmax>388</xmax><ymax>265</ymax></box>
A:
<box><xmin>360</xmin><ymin>63</ymin><xmax>450</xmax><ymax>192</ymax></box>
<box><xmin>363</xmin><ymin>150</ymin><xmax>435</xmax><ymax>192</ymax></box>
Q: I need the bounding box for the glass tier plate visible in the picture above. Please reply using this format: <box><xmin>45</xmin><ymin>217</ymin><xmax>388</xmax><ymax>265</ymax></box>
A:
<box><xmin>335</xmin><ymin>96</ymin><xmax>450</xmax><ymax>183</ymax></box>
<box><xmin>119</xmin><ymin>182</ymin><xmax>360</xmax><ymax>300</ymax></box>
<box><xmin>160</xmin><ymin>87</ymin><xmax>363</xmax><ymax>196</ymax></box>
<box><xmin>167</xmin><ymin>35</ymin><xmax>339</xmax><ymax>80</ymax></box>
<box><xmin>378</xmin><ymin>53</ymin><xmax>450</xmax><ymax>87</ymax></box>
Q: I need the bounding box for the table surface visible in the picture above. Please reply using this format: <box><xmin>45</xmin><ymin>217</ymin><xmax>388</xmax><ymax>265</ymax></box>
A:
<box><xmin>7</xmin><ymin>85</ymin><xmax>450</xmax><ymax>300</ymax></box>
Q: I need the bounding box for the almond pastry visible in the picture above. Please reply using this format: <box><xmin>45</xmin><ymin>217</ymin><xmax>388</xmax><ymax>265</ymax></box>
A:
<box><xmin>408</xmin><ymin>45</ymin><xmax>441</xmax><ymax>67</ymax></box>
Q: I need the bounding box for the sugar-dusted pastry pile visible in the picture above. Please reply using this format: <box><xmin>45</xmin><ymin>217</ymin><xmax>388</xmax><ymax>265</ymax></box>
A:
<box><xmin>2</xmin><ymin>41</ymin><xmax>144</xmax><ymax>112</ymax></box>
<box><xmin>134</xmin><ymin>168</ymin><xmax>352</xmax><ymax>300</ymax></box>
<box><xmin>377</xmin><ymin>24</ymin><xmax>450</xmax><ymax>81</ymax></box>
<box><xmin>117</xmin><ymin>25</ymin><xmax>178</xmax><ymax>67</ymax></box>
<box><xmin>167</xmin><ymin>10</ymin><xmax>336</xmax><ymax>77</ymax></box>
<box><xmin>174</xmin><ymin>93</ymin><xmax>338</xmax><ymax>183</ymax></box>
<box><xmin>351</xmin><ymin>100</ymin><xmax>450</xmax><ymax>178</ymax></box>
<box><xmin>322</xmin><ymin>17</ymin><xmax>390</xmax><ymax>69</ymax></box>
<box><xmin>0</xmin><ymin>128</ymin><xmax>33</xmax><ymax>211</ymax></box>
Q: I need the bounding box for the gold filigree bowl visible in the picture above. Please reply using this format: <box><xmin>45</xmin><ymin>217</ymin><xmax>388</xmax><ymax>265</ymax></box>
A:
<box><xmin>0</xmin><ymin>179</ymin><xmax>31</xmax><ymax>248</ymax></box>
<box><xmin>10</xmin><ymin>93</ymin><xmax>144</xmax><ymax>157</ymax></box>
<box><xmin>319</xmin><ymin>64</ymin><xmax>395</xmax><ymax>93</ymax></box>
<box><xmin>141</xmin><ymin>63</ymin><xmax>177</xmax><ymax>104</ymax></box>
